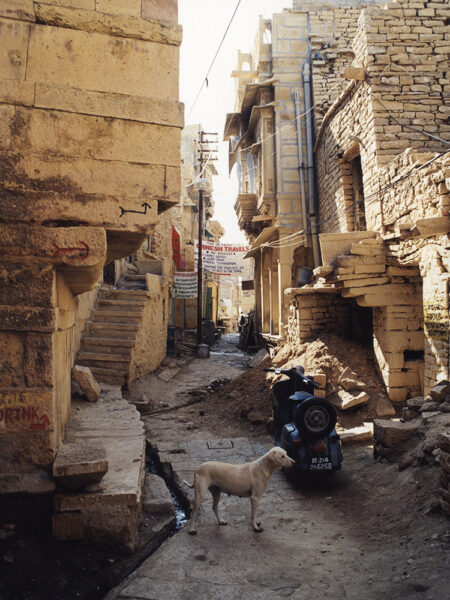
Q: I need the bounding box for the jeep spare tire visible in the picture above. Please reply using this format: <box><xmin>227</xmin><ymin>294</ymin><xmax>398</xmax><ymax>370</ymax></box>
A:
<box><xmin>293</xmin><ymin>397</ymin><xmax>337</xmax><ymax>440</ymax></box>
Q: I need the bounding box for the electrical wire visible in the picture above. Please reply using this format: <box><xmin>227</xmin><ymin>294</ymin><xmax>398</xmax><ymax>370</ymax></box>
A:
<box><xmin>186</xmin><ymin>0</ymin><xmax>243</xmax><ymax>121</ymax></box>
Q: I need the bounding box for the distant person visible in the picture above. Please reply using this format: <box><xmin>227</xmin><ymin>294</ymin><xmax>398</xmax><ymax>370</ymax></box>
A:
<box><xmin>238</xmin><ymin>313</ymin><xmax>246</xmax><ymax>333</ymax></box>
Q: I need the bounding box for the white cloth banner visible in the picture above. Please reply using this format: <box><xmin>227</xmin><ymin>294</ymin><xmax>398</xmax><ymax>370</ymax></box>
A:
<box><xmin>174</xmin><ymin>271</ymin><xmax>197</xmax><ymax>298</ymax></box>
<box><xmin>194</xmin><ymin>242</ymin><xmax>250</xmax><ymax>275</ymax></box>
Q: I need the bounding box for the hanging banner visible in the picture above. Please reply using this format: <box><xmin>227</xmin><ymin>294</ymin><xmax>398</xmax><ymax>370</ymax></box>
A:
<box><xmin>194</xmin><ymin>242</ymin><xmax>250</xmax><ymax>275</ymax></box>
<box><xmin>174</xmin><ymin>271</ymin><xmax>197</xmax><ymax>298</ymax></box>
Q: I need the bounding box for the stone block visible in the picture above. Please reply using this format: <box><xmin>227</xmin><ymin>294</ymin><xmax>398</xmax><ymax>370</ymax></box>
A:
<box><xmin>407</xmin><ymin>396</ymin><xmax>426</xmax><ymax>410</ymax></box>
<box><xmin>0</xmin><ymin>225</ymin><xmax>107</xmax><ymax>268</ymax></box>
<box><xmin>0</xmin><ymin>0</ymin><xmax>34</xmax><ymax>22</ymax></box>
<box><xmin>143</xmin><ymin>473</ymin><xmax>174</xmax><ymax>515</ymax></box>
<box><xmin>438</xmin><ymin>433</ymin><xmax>450</xmax><ymax>453</ymax></box>
<box><xmin>373</xmin><ymin>418</ymin><xmax>421</xmax><ymax>447</ymax></box>
<box><xmin>72</xmin><ymin>365</ymin><xmax>101</xmax><ymax>403</ymax></box>
<box><xmin>52</xmin><ymin>442</ymin><xmax>108</xmax><ymax>490</ymax></box>
<box><xmin>34</xmin><ymin>83</ymin><xmax>184</xmax><ymax>127</ymax></box>
<box><xmin>23</xmin><ymin>333</ymin><xmax>53</xmax><ymax>387</ymax></box>
<box><xmin>27</xmin><ymin>23</ymin><xmax>179</xmax><ymax>98</ymax></box>
<box><xmin>439</xmin><ymin>450</ymin><xmax>450</xmax><ymax>475</ymax></box>
<box><xmin>145</xmin><ymin>273</ymin><xmax>161</xmax><ymax>294</ymax></box>
<box><xmin>343</xmin><ymin>66</ymin><xmax>366</xmax><ymax>80</ymax></box>
<box><xmin>339</xmin><ymin>423</ymin><xmax>373</xmax><ymax>444</ymax></box>
<box><xmin>0</xmin><ymin>332</ymin><xmax>23</xmax><ymax>387</ymax></box>
<box><xmin>0</xmin><ymin>102</ymin><xmax>15</xmax><ymax>151</ymax></box>
<box><xmin>430</xmin><ymin>380</ymin><xmax>450</xmax><ymax>402</ymax></box>
<box><xmin>330</xmin><ymin>390</ymin><xmax>369</xmax><ymax>410</ymax></box>
<box><xmin>0</xmin><ymin>389</ymin><xmax>55</xmax><ymax>433</ymax></box>
<box><xmin>0</xmin><ymin>469</ymin><xmax>56</xmax><ymax>495</ymax></box>
<box><xmin>0</xmin><ymin>18</ymin><xmax>30</xmax><ymax>81</ymax></box>
<box><xmin>96</xmin><ymin>0</ymin><xmax>141</xmax><ymax>17</ymax></box>
<box><xmin>376</xmin><ymin>395</ymin><xmax>396</xmax><ymax>417</ymax></box>
<box><xmin>309</xmin><ymin>372</ymin><xmax>326</xmax><ymax>398</ymax></box>
<box><xmin>0</xmin><ymin>80</ymin><xmax>35</xmax><ymax>105</ymax></box>
<box><xmin>12</xmin><ymin>107</ymin><xmax>180</xmax><ymax>167</ymax></box>
<box><xmin>52</xmin><ymin>512</ymin><xmax>84</xmax><ymax>541</ymax></box>
<box><xmin>141</xmin><ymin>0</ymin><xmax>178</xmax><ymax>24</ymax></box>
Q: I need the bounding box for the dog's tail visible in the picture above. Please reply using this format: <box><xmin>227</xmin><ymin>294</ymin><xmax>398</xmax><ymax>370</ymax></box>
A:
<box><xmin>183</xmin><ymin>480</ymin><xmax>194</xmax><ymax>488</ymax></box>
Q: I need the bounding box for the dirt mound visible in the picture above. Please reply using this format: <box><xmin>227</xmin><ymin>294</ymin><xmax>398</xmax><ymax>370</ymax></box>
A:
<box><xmin>199</xmin><ymin>333</ymin><xmax>393</xmax><ymax>436</ymax></box>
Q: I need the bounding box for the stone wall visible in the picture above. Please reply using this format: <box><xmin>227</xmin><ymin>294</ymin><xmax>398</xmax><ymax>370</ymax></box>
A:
<box><xmin>287</xmin><ymin>291</ymin><xmax>353</xmax><ymax>348</ymax></box>
<box><xmin>0</xmin><ymin>0</ymin><xmax>182</xmax><ymax>483</ymax></box>
<box><xmin>311</xmin><ymin>0</ymin><xmax>449</xmax><ymax>402</ymax></box>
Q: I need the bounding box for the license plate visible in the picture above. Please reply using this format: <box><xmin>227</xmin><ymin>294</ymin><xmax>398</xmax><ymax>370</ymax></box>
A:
<box><xmin>309</xmin><ymin>457</ymin><xmax>332</xmax><ymax>471</ymax></box>
<box><xmin>310</xmin><ymin>462</ymin><xmax>332</xmax><ymax>471</ymax></box>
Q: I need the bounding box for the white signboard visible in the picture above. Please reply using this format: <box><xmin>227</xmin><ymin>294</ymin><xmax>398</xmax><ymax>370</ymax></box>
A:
<box><xmin>174</xmin><ymin>271</ymin><xmax>197</xmax><ymax>298</ymax></box>
<box><xmin>194</xmin><ymin>242</ymin><xmax>250</xmax><ymax>275</ymax></box>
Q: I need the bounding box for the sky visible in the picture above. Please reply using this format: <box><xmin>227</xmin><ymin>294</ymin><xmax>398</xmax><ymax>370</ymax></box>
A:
<box><xmin>178</xmin><ymin>0</ymin><xmax>292</xmax><ymax>243</ymax></box>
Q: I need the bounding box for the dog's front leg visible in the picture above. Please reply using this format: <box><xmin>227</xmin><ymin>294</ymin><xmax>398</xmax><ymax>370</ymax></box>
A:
<box><xmin>250</xmin><ymin>495</ymin><xmax>263</xmax><ymax>532</ymax></box>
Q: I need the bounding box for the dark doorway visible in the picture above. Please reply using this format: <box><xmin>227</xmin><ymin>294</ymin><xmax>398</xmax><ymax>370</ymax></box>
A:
<box><xmin>103</xmin><ymin>261</ymin><xmax>115</xmax><ymax>285</ymax></box>
<box><xmin>351</xmin><ymin>154</ymin><xmax>366</xmax><ymax>231</ymax></box>
<box><xmin>350</xmin><ymin>303</ymin><xmax>373</xmax><ymax>345</ymax></box>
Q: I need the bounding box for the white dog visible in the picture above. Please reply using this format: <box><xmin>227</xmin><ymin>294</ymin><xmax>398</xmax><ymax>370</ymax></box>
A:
<box><xmin>184</xmin><ymin>447</ymin><xmax>295</xmax><ymax>534</ymax></box>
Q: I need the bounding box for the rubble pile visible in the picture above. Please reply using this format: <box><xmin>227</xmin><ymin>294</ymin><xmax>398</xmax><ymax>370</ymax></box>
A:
<box><xmin>439</xmin><ymin>432</ymin><xmax>450</xmax><ymax>517</ymax></box>
<box><xmin>373</xmin><ymin>380</ymin><xmax>450</xmax><ymax>514</ymax></box>
<box><xmin>272</xmin><ymin>332</ymin><xmax>394</xmax><ymax>430</ymax></box>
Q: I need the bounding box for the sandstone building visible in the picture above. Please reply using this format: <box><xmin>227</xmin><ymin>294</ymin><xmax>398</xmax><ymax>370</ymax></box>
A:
<box><xmin>0</xmin><ymin>0</ymin><xmax>182</xmax><ymax>533</ymax></box>
<box><xmin>227</xmin><ymin>0</ymin><xmax>449</xmax><ymax>405</ymax></box>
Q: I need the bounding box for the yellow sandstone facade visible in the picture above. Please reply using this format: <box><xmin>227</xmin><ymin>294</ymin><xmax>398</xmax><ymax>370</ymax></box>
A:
<box><xmin>0</xmin><ymin>0</ymin><xmax>182</xmax><ymax>487</ymax></box>
<box><xmin>229</xmin><ymin>0</ymin><xmax>449</xmax><ymax>404</ymax></box>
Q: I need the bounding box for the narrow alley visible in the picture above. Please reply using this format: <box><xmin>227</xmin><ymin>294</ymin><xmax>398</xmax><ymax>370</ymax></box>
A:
<box><xmin>108</xmin><ymin>334</ymin><xmax>449</xmax><ymax>600</ymax></box>
<box><xmin>0</xmin><ymin>0</ymin><xmax>449</xmax><ymax>599</ymax></box>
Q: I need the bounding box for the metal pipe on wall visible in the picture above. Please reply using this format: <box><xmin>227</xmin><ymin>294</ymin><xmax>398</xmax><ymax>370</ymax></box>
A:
<box><xmin>302</xmin><ymin>61</ymin><xmax>321</xmax><ymax>267</ymax></box>
<box><xmin>294</xmin><ymin>90</ymin><xmax>309</xmax><ymax>237</ymax></box>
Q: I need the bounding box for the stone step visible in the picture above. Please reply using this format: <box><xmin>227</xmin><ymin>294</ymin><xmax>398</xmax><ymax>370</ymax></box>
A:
<box><xmin>81</xmin><ymin>338</ymin><xmax>134</xmax><ymax>356</ymax></box>
<box><xmin>87</xmin><ymin>322</ymin><xmax>139</xmax><ymax>339</ymax></box>
<box><xmin>90</xmin><ymin>310</ymin><xmax>142</xmax><ymax>324</ymax></box>
<box><xmin>122</xmin><ymin>274</ymin><xmax>146</xmax><ymax>281</ymax></box>
<box><xmin>98</xmin><ymin>288</ymin><xmax>148</xmax><ymax>301</ymax></box>
<box><xmin>96</xmin><ymin>299</ymin><xmax>146</xmax><ymax>312</ymax></box>
<box><xmin>88</xmin><ymin>367</ymin><xmax>125</xmax><ymax>386</ymax></box>
<box><xmin>118</xmin><ymin>282</ymin><xmax>147</xmax><ymax>290</ymax></box>
<box><xmin>77</xmin><ymin>353</ymin><xmax>132</xmax><ymax>372</ymax></box>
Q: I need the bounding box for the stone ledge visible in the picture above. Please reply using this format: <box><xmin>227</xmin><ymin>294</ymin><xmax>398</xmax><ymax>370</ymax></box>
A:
<box><xmin>34</xmin><ymin>84</ymin><xmax>184</xmax><ymax>128</ymax></box>
<box><xmin>52</xmin><ymin>389</ymin><xmax>145</xmax><ymax>552</ymax></box>
<box><xmin>34</xmin><ymin>3</ymin><xmax>182</xmax><ymax>46</ymax></box>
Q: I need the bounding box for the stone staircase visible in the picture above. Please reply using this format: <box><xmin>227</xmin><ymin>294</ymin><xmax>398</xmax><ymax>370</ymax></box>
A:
<box><xmin>76</xmin><ymin>286</ymin><xmax>147</xmax><ymax>386</ymax></box>
<box><xmin>119</xmin><ymin>273</ymin><xmax>147</xmax><ymax>290</ymax></box>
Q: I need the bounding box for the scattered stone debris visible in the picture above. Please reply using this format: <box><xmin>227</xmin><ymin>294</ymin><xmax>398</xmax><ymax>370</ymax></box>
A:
<box><xmin>329</xmin><ymin>389</ymin><xmax>369</xmax><ymax>410</ymax></box>
<box><xmin>373</xmin><ymin>380</ymin><xmax>450</xmax><ymax>505</ymax></box>
<box><xmin>438</xmin><ymin>432</ymin><xmax>450</xmax><ymax>516</ymax></box>
<box><xmin>338</xmin><ymin>423</ymin><xmax>373</xmax><ymax>444</ymax></box>
<box><xmin>72</xmin><ymin>365</ymin><xmax>101</xmax><ymax>403</ymax></box>
<box><xmin>158</xmin><ymin>367</ymin><xmax>181</xmax><ymax>382</ymax></box>
<box><xmin>248</xmin><ymin>349</ymin><xmax>269</xmax><ymax>368</ymax></box>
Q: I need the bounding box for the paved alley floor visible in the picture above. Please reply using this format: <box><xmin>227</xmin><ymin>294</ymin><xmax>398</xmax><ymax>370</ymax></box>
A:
<box><xmin>106</xmin><ymin>335</ymin><xmax>449</xmax><ymax>600</ymax></box>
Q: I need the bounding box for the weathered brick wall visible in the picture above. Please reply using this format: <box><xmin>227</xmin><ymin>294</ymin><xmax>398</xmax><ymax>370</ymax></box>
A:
<box><xmin>379</xmin><ymin>151</ymin><xmax>449</xmax><ymax>230</ymax></box>
<box><xmin>356</xmin><ymin>0</ymin><xmax>449</xmax><ymax>162</ymax></box>
<box><xmin>287</xmin><ymin>292</ymin><xmax>352</xmax><ymax>347</ymax></box>
<box><xmin>315</xmin><ymin>0</ymin><xmax>449</xmax><ymax>236</ymax></box>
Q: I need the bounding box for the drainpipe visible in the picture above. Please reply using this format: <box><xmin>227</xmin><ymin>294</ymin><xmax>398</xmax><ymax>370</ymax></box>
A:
<box><xmin>294</xmin><ymin>90</ymin><xmax>309</xmax><ymax>237</ymax></box>
<box><xmin>302</xmin><ymin>61</ymin><xmax>321</xmax><ymax>267</ymax></box>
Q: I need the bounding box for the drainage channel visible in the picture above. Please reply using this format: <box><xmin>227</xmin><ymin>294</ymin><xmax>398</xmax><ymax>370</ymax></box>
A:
<box><xmin>85</xmin><ymin>443</ymin><xmax>189</xmax><ymax>600</ymax></box>
<box><xmin>145</xmin><ymin>441</ymin><xmax>190</xmax><ymax>533</ymax></box>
